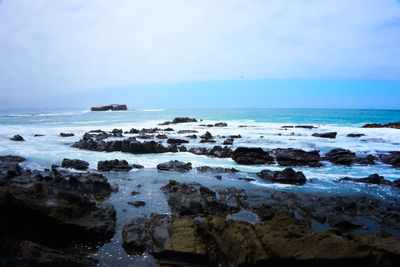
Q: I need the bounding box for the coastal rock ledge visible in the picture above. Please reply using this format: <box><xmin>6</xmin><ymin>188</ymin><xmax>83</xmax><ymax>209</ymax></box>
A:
<box><xmin>91</xmin><ymin>104</ymin><xmax>127</xmax><ymax>111</ymax></box>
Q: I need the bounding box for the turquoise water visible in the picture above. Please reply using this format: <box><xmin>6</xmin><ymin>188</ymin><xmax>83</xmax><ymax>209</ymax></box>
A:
<box><xmin>1</xmin><ymin>108</ymin><xmax>399</xmax><ymax>266</ymax></box>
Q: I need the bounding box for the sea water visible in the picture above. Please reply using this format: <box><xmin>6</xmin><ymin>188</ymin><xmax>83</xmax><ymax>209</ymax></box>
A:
<box><xmin>1</xmin><ymin>108</ymin><xmax>399</xmax><ymax>265</ymax></box>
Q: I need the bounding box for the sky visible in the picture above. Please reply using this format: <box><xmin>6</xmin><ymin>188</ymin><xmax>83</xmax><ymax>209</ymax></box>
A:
<box><xmin>0</xmin><ymin>0</ymin><xmax>400</xmax><ymax>110</ymax></box>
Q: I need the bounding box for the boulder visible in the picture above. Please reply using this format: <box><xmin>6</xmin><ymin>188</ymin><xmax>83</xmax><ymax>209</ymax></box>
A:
<box><xmin>362</xmin><ymin>122</ymin><xmax>400</xmax><ymax>129</ymax></box>
<box><xmin>337</xmin><ymin>174</ymin><xmax>399</xmax><ymax>187</ymax></box>
<box><xmin>347</xmin><ymin>133</ymin><xmax>365</xmax><ymax>138</ymax></box>
<box><xmin>167</xmin><ymin>138</ymin><xmax>189</xmax><ymax>144</ymax></box>
<box><xmin>325</xmin><ymin>149</ymin><xmax>356</xmax><ymax>165</ymax></box>
<box><xmin>157</xmin><ymin>160</ymin><xmax>192</xmax><ymax>172</ymax></box>
<box><xmin>200</xmin><ymin>131</ymin><xmax>213</xmax><ymax>139</ymax></box>
<box><xmin>214</xmin><ymin>122</ymin><xmax>228</xmax><ymax>127</ymax></box>
<box><xmin>379</xmin><ymin>151</ymin><xmax>400</xmax><ymax>167</ymax></box>
<box><xmin>60</xmin><ymin>133</ymin><xmax>74</xmax><ymax>137</ymax></box>
<box><xmin>0</xmin><ymin>158</ymin><xmax>23</xmax><ymax>186</ymax></box>
<box><xmin>274</xmin><ymin>148</ymin><xmax>322</xmax><ymax>167</ymax></box>
<box><xmin>159</xmin><ymin>117</ymin><xmax>197</xmax><ymax>125</ymax></box>
<box><xmin>223</xmin><ymin>138</ymin><xmax>234</xmax><ymax>145</ymax></box>
<box><xmin>97</xmin><ymin>159</ymin><xmax>133</xmax><ymax>172</ymax></box>
<box><xmin>61</xmin><ymin>158</ymin><xmax>89</xmax><ymax>170</ymax></box>
<box><xmin>232</xmin><ymin>147</ymin><xmax>274</xmax><ymax>165</ymax></box>
<box><xmin>177</xmin><ymin>130</ymin><xmax>198</xmax><ymax>134</ymax></box>
<box><xmin>196</xmin><ymin>166</ymin><xmax>239</xmax><ymax>174</ymax></box>
<box><xmin>257</xmin><ymin>168</ymin><xmax>307</xmax><ymax>185</ymax></box>
<box><xmin>10</xmin><ymin>135</ymin><xmax>25</xmax><ymax>141</ymax></box>
<box><xmin>312</xmin><ymin>132</ymin><xmax>337</xmax><ymax>138</ymax></box>
<box><xmin>155</xmin><ymin>134</ymin><xmax>168</xmax><ymax>139</ymax></box>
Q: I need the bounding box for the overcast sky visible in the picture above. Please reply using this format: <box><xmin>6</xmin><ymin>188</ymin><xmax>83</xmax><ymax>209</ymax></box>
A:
<box><xmin>0</xmin><ymin>0</ymin><xmax>400</xmax><ymax>109</ymax></box>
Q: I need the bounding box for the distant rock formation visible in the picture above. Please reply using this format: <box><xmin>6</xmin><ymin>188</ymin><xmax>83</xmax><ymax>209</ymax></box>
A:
<box><xmin>91</xmin><ymin>104</ymin><xmax>127</xmax><ymax>111</ymax></box>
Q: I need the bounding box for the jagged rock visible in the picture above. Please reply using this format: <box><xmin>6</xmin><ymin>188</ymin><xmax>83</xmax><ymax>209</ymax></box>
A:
<box><xmin>200</xmin><ymin>131</ymin><xmax>213</xmax><ymax>139</ymax></box>
<box><xmin>214</xmin><ymin>122</ymin><xmax>228</xmax><ymax>127</ymax></box>
<box><xmin>159</xmin><ymin>117</ymin><xmax>197</xmax><ymax>125</ymax></box>
<box><xmin>208</xmin><ymin>146</ymin><xmax>233</xmax><ymax>158</ymax></box>
<box><xmin>10</xmin><ymin>135</ymin><xmax>25</xmax><ymax>141</ymax></box>
<box><xmin>60</xmin><ymin>133</ymin><xmax>74</xmax><ymax>137</ymax></box>
<box><xmin>337</xmin><ymin>174</ymin><xmax>400</xmax><ymax>187</ymax></box>
<box><xmin>186</xmin><ymin>134</ymin><xmax>197</xmax><ymax>139</ymax></box>
<box><xmin>223</xmin><ymin>138</ymin><xmax>234</xmax><ymax>145</ymax></box>
<box><xmin>162</xmin><ymin>127</ymin><xmax>174</xmax><ymax>131</ymax></box>
<box><xmin>61</xmin><ymin>158</ymin><xmax>89</xmax><ymax>170</ymax></box>
<box><xmin>127</xmin><ymin>128</ymin><xmax>140</xmax><ymax>134</ymax></box>
<box><xmin>167</xmin><ymin>138</ymin><xmax>189</xmax><ymax>144</ymax></box>
<box><xmin>362</xmin><ymin>122</ymin><xmax>400</xmax><ymax>129</ymax></box>
<box><xmin>257</xmin><ymin>168</ymin><xmax>307</xmax><ymax>185</ymax></box>
<box><xmin>177</xmin><ymin>130</ymin><xmax>198</xmax><ymax>134</ymax></box>
<box><xmin>157</xmin><ymin>160</ymin><xmax>192</xmax><ymax>172</ymax></box>
<box><xmin>232</xmin><ymin>147</ymin><xmax>274</xmax><ymax>165</ymax></box>
<box><xmin>196</xmin><ymin>166</ymin><xmax>239</xmax><ymax>174</ymax></box>
<box><xmin>188</xmin><ymin>147</ymin><xmax>207</xmax><ymax>155</ymax></box>
<box><xmin>178</xmin><ymin>145</ymin><xmax>187</xmax><ymax>152</ymax></box>
<box><xmin>273</xmin><ymin>148</ymin><xmax>322</xmax><ymax>167</ymax></box>
<box><xmin>347</xmin><ymin>133</ymin><xmax>365</xmax><ymax>137</ymax></box>
<box><xmin>97</xmin><ymin>159</ymin><xmax>133</xmax><ymax>172</ymax></box>
<box><xmin>312</xmin><ymin>132</ymin><xmax>337</xmax><ymax>138</ymax></box>
<box><xmin>379</xmin><ymin>151</ymin><xmax>400</xmax><ymax>167</ymax></box>
<box><xmin>0</xmin><ymin>157</ymin><xmax>23</xmax><ymax>186</ymax></box>
<box><xmin>155</xmin><ymin>134</ymin><xmax>168</xmax><ymax>139</ymax></box>
<box><xmin>91</xmin><ymin>104</ymin><xmax>127</xmax><ymax>111</ymax></box>
<box><xmin>136</xmin><ymin>134</ymin><xmax>154</xmax><ymax>139</ymax></box>
<box><xmin>325</xmin><ymin>149</ymin><xmax>356</xmax><ymax>165</ymax></box>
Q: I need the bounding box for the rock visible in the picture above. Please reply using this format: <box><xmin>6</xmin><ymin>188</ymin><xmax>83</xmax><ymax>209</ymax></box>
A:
<box><xmin>157</xmin><ymin>160</ymin><xmax>192</xmax><ymax>172</ymax></box>
<box><xmin>215</xmin><ymin>175</ymin><xmax>222</xmax><ymax>179</ymax></box>
<box><xmin>136</xmin><ymin>134</ymin><xmax>154</xmax><ymax>139</ymax></box>
<box><xmin>0</xmin><ymin>155</ymin><xmax>26</xmax><ymax>162</ymax></box>
<box><xmin>131</xmin><ymin>191</ymin><xmax>140</xmax><ymax>196</ymax></box>
<box><xmin>91</xmin><ymin>104</ymin><xmax>127</xmax><ymax>111</ymax></box>
<box><xmin>178</xmin><ymin>145</ymin><xmax>187</xmax><ymax>152</ymax></box>
<box><xmin>60</xmin><ymin>133</ymin><xmax>74</xmax><ymax>137</ymax></box>
<box><xmin>196</xmin><ymin>166</ymin><xmax>239</xmax><ymax>174</ymax></box>
<box><xmin>347</xmin><ymin>133</ymin><xmax>365</xmax><ymax>137</ymax></box>
<box><xmin>355</xmin><ymin>154</ymin><xmax>377</xmax><ymax>165</ymax></box>
<box><xmin>19</xmin><ymin>240</ymin><xmax>98</xmax><ymax>267</ymax></box>
<box><xmin>127</xmin><ymin>128</ymin><xmax>140</xmax><ymax>134</ymax></box>
<box><xmin>214</xmin><ymin>122</ymin><xmax>227</xmax><ymax>127</ymax></box>
<box><xmin>159</xmin><ymin>117</ymin><xmax>197</xmax><ymax>125</ymax></box>
<box><xmin>188</xmin><ymin>147</ymin><xmax>207</xmax><ymax>155</ymax></box>
<box><xmin>312</xmin><ymin>132</ymin><xmax>337</xmax><ymax>138</ymax></box>
<box><xmin>162</xmin><ymin>127</ymin><xmax>174</xmax><ymax>131</ymax></box>
<box><xmin>177</xmin><ymin>130</ymin><xmax>198</xmax><ymax>134</ymax></box>
<box><xmin>223</xmin><ymin>138</ymin><xmax>234</xmax><ymax>145</ymax></box>
<box><xmin>325</xmin><ymin>149</ymin><xmax>356</xmax><ymax>165</ymax></box>
<box><xmin>128</xmin><ymin>201</ymin><xmax>146</xmax><ymax>208</ymax></box>
<box><xmin>61</xmin><ymin>158</ymin><xmax>89</xmax><ymax>170</ymax></box>
<box><xmin>207</xmin><ymin>146</ymin><xmax>233</xmax><ymax>158</ymax></box>
<box><xmin>0</xmin><ymin>158</ymin><xmax>23</xmax><ymax>186</ymax></box>
<box><xmin>186</xmin><ymin>134</ymin><xmax>197</xmax><ymax>139</ymax></box>
<box><xmin>132</xmin><ymin>164</ymin><xmax>144</xmax><ymax>169</ymax></box>
<box><xmin>379</xmin><ymin>152</ymin><xmax>400</xmax><ymax>167</ymax></box>
<box><xmin>362</xmin><ymin>122</ymin><xmax>400</xmax><ymax>129</ymax></box>
<box><xmin>167</xmin><ymin>138</ymin><xmax>189</xmax><ymax>144</ymax></box>
<box><xmin>34</xmin><ymin>134</ymin><xmax>44</xmax><ymax>137</ymax></box>
<box><xmin>273</xmin><ymin>148</ymin><xmax>322</xmax><ymax>167</ymax></box>
<box><xmin>296</xmin><ymin>125</ymin><xmax>317</xmax><ymax>129</ymax></box>
<box><xmin>10</xmin><ymin>135</ymin><xmax>25</xmax><ymax>141</ymax></box>
<box><xmin>199</xmin><ymin>138</ymin><xmax>216</xmax><ymax>143</ymax></box>
<box><xmin>232</xmin><ymin>147</ymin><xmax>274</xmax><ymax>165</ymax></box>
<box><xmin>155</xmin><ymin>134</ymin><xmax>168</xmax><ymax>139</ymax></box>
<box><xmin>200</xmin><ymin>131</ymin><xmax>213</xmax><ymax>139</ymax></box>
<box><xmin>97</xmin><ymin>159</ymin><xmax>133</xmax><ymax>172</ymax></box>
<box><xmin>337</xmin><ymin>174</ymin><xmax>399</xmax><ymax>187</ymax></box>
<box><xmin>257</xmin><ymin>168</ymin><xmax>307</xmax><ymax>185</ymax></box>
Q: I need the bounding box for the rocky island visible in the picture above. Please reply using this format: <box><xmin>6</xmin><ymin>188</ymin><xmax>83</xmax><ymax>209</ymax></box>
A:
<box><xmin>91</xmin><ymin>104</ymin><xmax>128</xmax><ymax>111</ymax></box>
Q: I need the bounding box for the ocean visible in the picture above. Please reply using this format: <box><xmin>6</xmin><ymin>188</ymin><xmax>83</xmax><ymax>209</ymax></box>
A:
<box><xmin>1</xmin><ymin>108</ymin><xmax>400</xmax><ymax>265</ymax></box>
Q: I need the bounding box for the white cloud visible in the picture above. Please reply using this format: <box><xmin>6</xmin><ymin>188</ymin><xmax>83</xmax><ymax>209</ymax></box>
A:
<box><xmin>0</xmin><ymin>0</ymin><xmax>399</xmax><ymax>101</ymax></box>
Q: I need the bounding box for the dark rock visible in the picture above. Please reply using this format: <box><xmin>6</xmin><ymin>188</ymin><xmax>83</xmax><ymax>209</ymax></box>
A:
<box><xmin>296</xmin><ymin>125</ymin><xmax>317</xmax><ymax>129</ymax></box>
<box><xmin>0</xmin><ymin>155</ymin><xmax>26</xmax><ymax>162</ymax></box>
<box><xmin>337</xmin><ymin>174</ymin><xmax>399</xmax><ymax>187</ymax></box>
<box><xmin>34</xmin><ymin>134</ymin><xmax>44</xmax><ymax>137</ymax></box>
<box><xmin>196</xmin><ymin>166</ymin><xmax>239</xmax><ymax>174</ymax></box>
<box><xmin>136</xmin><ymin>134</ymin><xmax>154</xmax><ymax>139</ymax></box>
<box><xmin>178</xmin><ymin>145</ymin><xmax>187</xmax><ymax>152</ymax></box>
<box><xmin>132</xmin><ymin>164</ymin><xmax>144</xmax><ymax>169</ymax></box>
<box><xmin>177</xmin><ymin>130</ymin><xmax>198</xmax><ymax>134</ymax></box>
<box><xmin>97</xmin><ymin>159</ymin><xmax>133</xmax><ymax>172</ymax></box>
<box><xmin>214</xmin><ymin>122</ymin><xmax>227</xmax><ymax>127</ymax></box>
<box><xmin>223</xmin><ymin>138</ymin><xmax>234</xmax><ymax>145</ymax></box>
<box><xmin>312</xmin><ymin>132</ymin><xmax>337</xmax><ymax>138</ymax></box>
<box><xmin>347</xmin><ymin>133</ymin><xmax>365</xmax><ymax>137</ymax></box>
<box><xmin>362</xmin><ymin>122</ymin><xmax>400</xmax><ymax>129</ymax></box>
<box><xmin>188</xmin><ymin>147</ymin><xmax>207</xmax><ymax>155</ymax></box>
<box><xmin>355</xmin><ymin>154</ymin><xmax>377</xmax><ymax>165</ymax></box>
<box><xmin>61</xmin><ymin>158</ymin><xmax>89</xmax><ymax>170</ymax></box>
<box><xmin>128</xmin><ymin>201</ymin><xmax>146</xmax><ymax>208</ymax></box>
<box><xmin>159</xmin><ymin>117</ymin><xmax>197</xmax><ymax>125</ymax></box>
<box><xmin>200</xmin><ymin>131</ymin><xmax>213</xmax><ymax>139</ymax></box>
<box><xmin>10</xmin><ymin>135</ymin><xmax>25</xmax><ymax>141</ymax></box>
<box><xmin>60</xmin><ymin>132</ymin><xmax>74</xmax><ymax>137</ymax></box>
<box><xmin>91</xmin><ymin>104</ymin><xmax>127</xmax><ymax>111</ymax></box>
<box><xmin>0</xmin><ymin>159</ymin><xmax>23</xmax><ymax>186</ymax></box>
<box><xmin>325</xmin><ymin>149</ymin><xmax>356</xmax><ymax>165</ymax></box>
<box><xmin>273</xmin><ymin>148</ymin><xmax>322</xmax><ymax>167</ymax></box>
<box><xmin>208</xmin><ymin>146</ymin><xmax>233</xmax><ymax>158</ymax></box>
<box><xmin>127</xmin><ymin>128</ymin><xmax>140</xmax><ymax>134</ymax></box>
<box><xmin>379</xmin><ymin>151</ymin><xmax>400</xmax><ymax>167</ymax></box>
<box><xmin>167</xmin><ymin>138</ymin><xmax>189</xmax><ymax>144</ymax></box>
<box><xmin>238</xmin><ymin>177</ymin><xmax>256</xmax><ymax>182</ymax></box>
<box><xmin>186</xmin><ymin>134</ymin><xmax>197</xmax><ymax>139</ymax></box>
<box><xmin>131</xmin><ymin>191</ymin><xmax>140</xmax><ymax>196</ymax></box>
<box><xmin>155</xmin><ymin>134</ymin><xmax>168</xmax><ymax>139</ymax></box>
<box><xmin>257</xmin><ymin>168</ymin><xmax>307</xmax><ymax>185</ymax></box>
<box><xmin>157</xmin><ymin>160</ymin><xmax>192</xmax><ymax>172</ymax></box>
<box><xmin>162</xmin><ymin>127</ymin><xmax>174</xmax><ymax>131</ymax></box>
<box><xmin>215</xmin><ymin>175</ymin><xmax>222</xmax><ymax>179</ymax></box>
<box><xmin>199</xmin><ymin>138</ymin><xmax>216</xmax><ymax>143</ymax></box>
<box><xmin>232</xmin><ymin>147</ymin><xmax>274</xmax><ymax>165</ymax></box>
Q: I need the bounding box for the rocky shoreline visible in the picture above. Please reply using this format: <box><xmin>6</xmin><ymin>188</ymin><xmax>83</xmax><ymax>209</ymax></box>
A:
<box><xmin>1</xmin><ymin>117</ymin><xmax>400</xmax><ymax>266</ymax></box>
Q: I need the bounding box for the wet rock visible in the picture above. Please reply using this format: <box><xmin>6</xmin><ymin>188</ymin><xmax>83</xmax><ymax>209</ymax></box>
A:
<box><xmin>379</xmin><ymin>151</ymin><xmax>400</xmax><ymax>167</ymax></box>
<box><xmin>162</xmin><ymin>127</ymin><xmax>174</xmax><ymax>131</ymax></box>
<box><xmin>338</xmin><ymin>174</ymin><xmax>400</xmax><ymax>187</ymax></box>
<box><xmin>312</xmin><ymin>132</ymin><xmax>337</xmax><ymax>138</ymax></box>
<box><xmin>132</xmin><ymin>164</ymin><xmax>144</xmax><ymax>169</ymax></box>
<box><xmin>200</xmin><ymin>131</ymin><xmax>213</xmax><ymax>139</ymax></box>
<box><xmin>215</xmin><ymin>175</ymin><xmax>222</xmax><ymax>180</ymax></box>
<box><xmin>97</xmin><ymin>159</ymin><xmax>133</xmax><ymax>172</ymax></box>
<box><xmin>232</xmin><ymin>147</ymin><xmax>274</xmax><ymax>165</ymax></box>
<box><xmin>61</xmin><ymin>158</ymin><xmax>89</xmax><ymax>171</ymax></box>
<box><xmin>91</xmin><ymin>104</ymin><xmax>127</xmax><ymax>111</ymax></box>
<box><xmin>347</xmin><ymin>133</ymin><xmax>365</xmax><ymax>137</ymax></box>
<box><xmin>214</xmin><ymin>122</ymin><xmax>228</xmax><ymax>127</ymax></box>
<box><xmin>177</xmin><ymin>130</ymin><xmax>198</xmax><ymax>134</ymax></box>
<box><xmin>131</xmin><ymin>191</ymin><xmax>140</xmax><ymax>196</ymax></box>
<box><xmin>0</xmin><ymin>155</ymin><xmax>26</xmax><ymax>163</ymax></box>
<box><xmin>178</xmin><ymin>145</ymin><xmax>187</xmax><ymax>152</ymax></box>
<box><xmin>136</xmin><ymin>134</ymin><xmax>154</xmax><ymax>139</ymax></box>
<box><xmin>157</xmin><ymin>160</ymin><xmax>192</xmax><ymax>172</ymax></box>
<box><xmin>19</xmin><ymin>240</ymin><xmax>98</xmax><ymax>267</ymax></box>
<box><xmin>127</xmin><ymin>128</ymin><xmax>140</xmax><ymax>134</ymax></box>
<box><xmin>362</xmin><ymin>122</ymin><xmax>400</xmax><ymax>129</ymax></box>
<box><xmin>60</xmin><ymin>132</ymin><xmax>74</xmax><ymax>137</ymax></box>
<box><xmin>0</xmin><ymin>158</ymin><xmax>23</xmax><ymax>186</ymax></box>
<box><xmin>167</xmin><ymin>138</ymin><xmax>189</xmax><ymax>144</ymax></box>
<box><xmin>257</xmin><ymin>168</ymin><xmax>307</xmax><ymax>185</ymax></box>
<box><xmin>140</xmin><ymin>128</ymin><xmax>160</xmax><ymax>134</ymax></box>
<box><xmin>186</xmin><ymin>134</ymin><xmax>197</xmax><ymax>139</ymax></box>
<box><xmin>10</xmin><ymin>135</ymin><xmax>25</xmax><ymax>141</ymax></box>
<box><xmin>159</xmin><ymin>117</ymin><xmax>197</xmax><ymax>125</ymax></box>
<box><xmin>199</xmin><ymin>139</ymin><xmax>216</xmax><ymax>143</ymax></box>
<box><xmin>208</xmin><ymin>146</ymin><xmax>233</xmax><ymax>158</ymax></box>
<box><xmin>223</xmin><ymin>138</ymin><xmax>234</xmax><ymax>145</ymax></box>
<box><xmin>273</xmin><ymin>148</ymin><xmax>322</xmax><ymax>167</ymax></box>
<box><xmin>34</xmin><ymin>134</ymin><xmax>44</xmax><ymax>137</ymax></box>
<box><xmin>325</xmin><ymin>149</ymin><xmax>356</xmax><ymax>165</ymax></box>
<box><xmin>196</xmin><ymin>166</ymin><xmax>239</xmax><ymax>174</ymax></box>
<box><xmin>188</xmin><ymin>147</ymin><xmax>207</xmax><ymax>155</ymax></box>
<box><xmin>355</xmin><ymin>154</ymin><xmax>377</xmax><ymax>165</ymax></box>
<box><xmin>296</xmin><ymin>125</ymin><xmax>317</xmax><ymax>129</ymax></box>
<box><xmin>155</xmin><ymin>134</ymin><xmax>168</xmax><ymax>139</ymax></box>
<box><xmin>128</xmin><ymin>201</ymin><xmax>146</xmax><ymax>208</ymax></box>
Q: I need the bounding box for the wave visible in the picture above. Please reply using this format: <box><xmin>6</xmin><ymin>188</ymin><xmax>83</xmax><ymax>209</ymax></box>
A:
<box><xmin>0</xmin><ymin>110</ymin><xmax>90</xmax><ymax>118</ymax></box>
<box><xmin>141</xmin><ymin>109</ymin><xmax>166</xmax><ymax>112</ymax></box>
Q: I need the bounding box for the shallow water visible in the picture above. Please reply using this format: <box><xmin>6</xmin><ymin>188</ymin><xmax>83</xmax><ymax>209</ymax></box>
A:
<box><xmin>1</xmin><ymin>108</ymin><xmax>399</xmax><ymax>265</ymax></box>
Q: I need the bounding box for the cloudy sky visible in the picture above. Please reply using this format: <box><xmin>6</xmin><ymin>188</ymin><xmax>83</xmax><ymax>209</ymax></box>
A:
<box><xmin>0</xmin><ymin>0</ymin><xmax>400</xmax><ymax>109</ymax></box>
